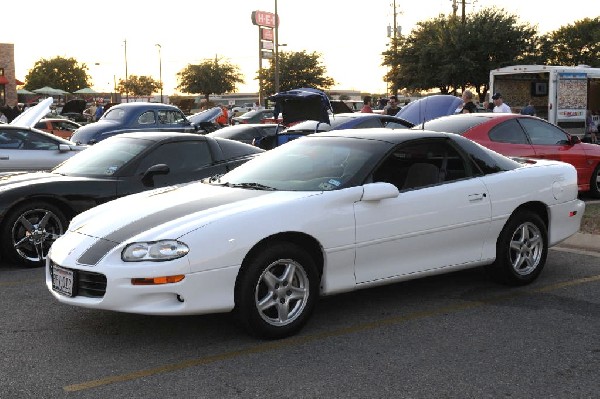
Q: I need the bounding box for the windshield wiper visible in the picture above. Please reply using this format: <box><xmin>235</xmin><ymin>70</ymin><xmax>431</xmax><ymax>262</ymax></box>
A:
<box><xmin>229</xmin><ymin>182</ymin><xmax>277</xmax><ymax>191</ymax></box>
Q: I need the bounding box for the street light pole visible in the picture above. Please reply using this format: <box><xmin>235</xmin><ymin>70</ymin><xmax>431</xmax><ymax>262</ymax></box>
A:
<box><xmin>124</xmin><ymin>39</ymin><xmax>129</xmax><ymax>103</ymax></box>
<box><xmin>155</xmin><ymin>44</ymin><xmax>163</xmax><ymax>103</ymax></box>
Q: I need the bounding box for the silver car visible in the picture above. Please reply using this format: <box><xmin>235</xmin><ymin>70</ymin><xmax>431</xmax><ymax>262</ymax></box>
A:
<box><xmin>2</xmin><ymin>98</ymin><xmax>87</xmax><ymax>172</ymax></box>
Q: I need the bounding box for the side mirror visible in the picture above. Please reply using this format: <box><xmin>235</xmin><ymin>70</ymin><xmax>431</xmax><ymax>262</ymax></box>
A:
<box><xmin>570</xmin><ymin>135</ymin><xmax>581</xmax><ymax>145</ymax></box>
<box><xmin>141</xmin><ymin>163</ymin><xmax>170</xmax><ymax>187</ymax></box>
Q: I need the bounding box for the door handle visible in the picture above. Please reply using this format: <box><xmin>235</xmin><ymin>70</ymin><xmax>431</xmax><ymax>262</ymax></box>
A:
<box><xmin>468</xmin><ymin>193</ymin><xmax>486</xmax><ymax>201</ymax></box>
<box><xmin>0</xmin><ymin>156</ymin><xmax>9</xmax><ymax>160</ymax></box>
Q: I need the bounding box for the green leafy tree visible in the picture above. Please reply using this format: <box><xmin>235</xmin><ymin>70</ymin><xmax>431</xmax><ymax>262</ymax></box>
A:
<box><xmin>542</xmin><ymin>17</ymin><xmax>600</xmax><ymax>67</ymax></box>
<box><xmin>383</xmin><ymin>7</ymin><xmax>538</xmax><ymax>100</ymax></box>
<box><xmin>257</xmin><ymin>51</ymin><xmax>335</xmax><ymax>95</ymax></box>
<box><xmin>177</xmin><ymin>58</ymin><xmax>244</xmax><ymax>103</ymax></box>
<box><xmin>23</xmin><ymin>56</ymin><xmax>90</xmax><ymax>93</ymax></box>
<box><xmin>117</xmin><ymin>75</ymin><xmax>161</xmax><ymax>97</ymax></box>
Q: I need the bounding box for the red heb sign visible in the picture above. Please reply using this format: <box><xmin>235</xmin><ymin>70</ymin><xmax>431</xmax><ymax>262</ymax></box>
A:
<box><xmin>251</xmin><ymin>10</ymin><xmax>279</xmax><ymax>28</ymax></box>
<box><xmin>261</xmin><ymin>28</ymin><xmax>274</xmax><ymax>41</ymax></box>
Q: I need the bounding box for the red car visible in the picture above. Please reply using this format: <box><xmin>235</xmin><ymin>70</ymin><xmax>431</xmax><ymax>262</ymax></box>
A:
<box><xmin>419</xmin><ymin>113</ymin><xmax>600</xmax><ymax>197</ymax></box>
<box><xmin>34</xmin><ymin>118</ymin><xmax>82</xmax><ymax>140</ymax></box>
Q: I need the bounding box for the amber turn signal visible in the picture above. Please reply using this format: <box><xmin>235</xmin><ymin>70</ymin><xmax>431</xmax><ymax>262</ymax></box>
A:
<box><xmin>131</xmin><ymin>275</ymin><xmax>185</xmax><ymax>285</ymax></box>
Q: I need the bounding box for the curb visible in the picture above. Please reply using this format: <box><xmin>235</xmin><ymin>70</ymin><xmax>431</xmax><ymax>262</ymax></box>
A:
<box><xmin>555</xmin><ymin>232</ymin><xmax>600</xmax><ymax>253</ymax></box>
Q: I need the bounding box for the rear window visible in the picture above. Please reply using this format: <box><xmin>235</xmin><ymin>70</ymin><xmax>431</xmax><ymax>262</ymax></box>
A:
<box><xmin>417</xmin><ymin>115</ymin><xmax>490</xmax><ymax>135</ymax></box>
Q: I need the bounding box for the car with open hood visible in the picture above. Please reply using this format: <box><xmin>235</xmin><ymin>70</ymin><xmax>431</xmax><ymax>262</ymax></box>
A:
<box><xmin>1</xmin><ymin>98</ymin><xmax>87</xmax><ymax>172</ymax></box>
<box><xmin>47</xmin><ymin>129</ymin><xmax>584</xmax><ymax>339</ymax></box>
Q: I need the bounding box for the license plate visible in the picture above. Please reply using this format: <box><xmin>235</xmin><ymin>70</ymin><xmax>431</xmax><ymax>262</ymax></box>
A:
<box><xmin>51</xmin><ymin>264</ymin><xmax>75</xmax><ymax>297</ymax></box>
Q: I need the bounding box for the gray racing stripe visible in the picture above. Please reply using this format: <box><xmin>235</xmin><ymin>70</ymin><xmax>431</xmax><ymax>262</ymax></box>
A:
<box><xmin>77</xmin><ymin>189</ymin><xmax>268</xmax><ymax>265</ymax></box>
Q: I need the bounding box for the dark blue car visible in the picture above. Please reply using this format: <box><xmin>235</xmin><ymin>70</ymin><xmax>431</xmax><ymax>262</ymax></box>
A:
<box><xmin>70</xmin><ymin>102</ymin><xmax>198</xmax><ymax>145</ymax></box>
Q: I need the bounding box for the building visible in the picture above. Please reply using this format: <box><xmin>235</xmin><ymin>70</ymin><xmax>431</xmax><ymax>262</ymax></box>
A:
<box><xmin>0</xmin><ymin>43</ymin><xmax>20</xmax><ymax>107</ymax></box>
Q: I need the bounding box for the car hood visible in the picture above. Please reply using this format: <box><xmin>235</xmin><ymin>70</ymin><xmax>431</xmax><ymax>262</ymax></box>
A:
<box><xmin>68</xmin><ymin>182</ymin><xmax>319</xmax><ymax>243</ymax></box>
<box><xmin>10</xmin><ymin>97</ymin><xmax>53</xmax><ymax>127</ymax></box>
<box><xmin>188</xmin><ymin>107</ymin><xmax>222</xmax><ymax>124</ymax></box>
<box><xmin>395</xmin><ymin>95</ymin><xmax>462</xmax><ymax>125</ymax></box>
<box><xmin>61</xmin><ymin>99</ymin><xmax>87</xmax><ymax>115</ymax></box>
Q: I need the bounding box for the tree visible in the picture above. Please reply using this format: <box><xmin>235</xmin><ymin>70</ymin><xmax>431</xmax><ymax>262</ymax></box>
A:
<box><xmin>542</xmin><ymin>17</ymin><xmax>600</xmax><ymax>67</ymax></box>
<box><xmin>23</xmin><ymin>56</ymin><xmax>90</xmax><ymax>93</ymax></box>
<box><xmin>382</xmin><ymin>7</ymin><xmax>538</xmax><ymax>100</ymax></box>
<box><xmin>117</xmin><ymin>75</ymin><xmax>161</xmax><ymax>97</ymax></box>
<box><xmin>177</xmin><ymin>58</ymin><xmax>244</xmax><ymax>103</ymax></box>
<box><xmin>257</xmin><ymin>51</ymin><xmax>335</xmax><ymax>95</ymax></box>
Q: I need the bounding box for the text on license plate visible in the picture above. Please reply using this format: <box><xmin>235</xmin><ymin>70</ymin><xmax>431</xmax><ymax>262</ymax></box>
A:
<box><xmin>52</xmin><ymin>265</ymin><xmax>74</xmax><ymax>297</ymax></box>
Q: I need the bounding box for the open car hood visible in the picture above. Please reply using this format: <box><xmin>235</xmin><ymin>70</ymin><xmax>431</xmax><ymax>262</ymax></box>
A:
<box><xmin>395</xmin><ymin>95</ymin><xmax>462</xmax><ymax>125</ymax></box>
<box><xmin>188</xmin><ymin>107</ymin><xmax>222</xmax><ymax>124</ymax></box>
<box><xmin>61</xmin><ymin>99</ymin><xmax>87</xmax><ymax>115</ymax></box>
<box><xmin>268</xmin><ymin>88</ymin><xmax>333</xmax><ymax>125</ymax></box>
<box><xmin>10</xmin><ymin>97</ymin><xmax>53</xmax><ymax>127</ymax></box>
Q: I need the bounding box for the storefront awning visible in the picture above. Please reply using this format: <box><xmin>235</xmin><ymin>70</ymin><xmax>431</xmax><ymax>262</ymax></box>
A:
<box><xmin>15</xmin><ymin>79</ymin><xmax>24</xmax><ymax>85</ymax></box>
<box><xmin>0</xmin><ymin>76</ymin><xmax>9</xmax><ymax>85</ymax></box>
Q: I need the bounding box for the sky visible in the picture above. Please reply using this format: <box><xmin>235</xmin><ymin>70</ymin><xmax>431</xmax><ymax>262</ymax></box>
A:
<box><xmin>2</xmin><ymin>0</ymin><xmax>594</xmax><ymax>97</ymax></box>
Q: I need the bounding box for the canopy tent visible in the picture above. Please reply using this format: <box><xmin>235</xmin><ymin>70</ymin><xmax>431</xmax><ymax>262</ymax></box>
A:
<box><xmin>32</xmin><ymin>86</ymin><xmax>69</xmax><ymax>96</ymax></box>
<box><xmin>17</xmin><ymin>88</ymin><xmax>35</xmax><ymax>95</ymax></box>
<box><xmin>73</xmin><ymin>87</ymin><xmax>98</xmax><ymax>94</ymax></box>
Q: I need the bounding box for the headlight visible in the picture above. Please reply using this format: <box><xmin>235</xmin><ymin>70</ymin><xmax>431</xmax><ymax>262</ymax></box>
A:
<box><xmin>122</xmin><ymin>240</ymin><xmax>189</xmax><ymax>262</ymax></box>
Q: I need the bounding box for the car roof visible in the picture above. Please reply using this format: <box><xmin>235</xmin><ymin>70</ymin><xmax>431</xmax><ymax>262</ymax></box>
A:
<box><xmin>417</xmin><ymin>113</ymin><xmax>527</xmax><ymax>134</ymax></box>
<box><xmin>109</xmin><ymin>102</ymin><xmax>183</xmax><ymax>111</ymax></box>
<box><xmin>112</xmin><ymin>131</ymin><xmax>200</xmax><ymax>141</ymax></box>
<box><xmin>313</xmin><ymin>128</ymin><xmax>453</xmax><ymax>144</ymax></box>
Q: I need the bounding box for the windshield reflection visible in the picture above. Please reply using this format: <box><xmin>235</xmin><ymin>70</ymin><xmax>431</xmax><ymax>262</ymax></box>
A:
<box><xmin>216</xmin><ymin>136</ymin><xmax>386</xmax><ymax>191</ymax></box>
<box><xmin>53</xmin><ymin>137</ymin><xmax>150</xmax><ymax>176</ymax></box>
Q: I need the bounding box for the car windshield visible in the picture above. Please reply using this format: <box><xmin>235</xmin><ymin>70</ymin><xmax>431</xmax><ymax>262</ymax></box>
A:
<box><xmin>53</xmin><ymin>137</ymin><xmax>150</xmax><ymax>176</ymax></box>
<box><xmin>214</xmin><ymin>136</ymin><xmax>389</xmax><ymax>191</ymax></box>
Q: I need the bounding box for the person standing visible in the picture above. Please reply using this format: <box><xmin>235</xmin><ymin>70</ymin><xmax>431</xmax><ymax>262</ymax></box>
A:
<box><xmin>94</xmin><ymin>102</ymin><xmax>104</xmax><ymax>121</ymax></box>
<box><xmin>460</xmin><ymin>90</ymin><xmax>478</xmax><ymax>113</ymax></box>
<box><xmin>586</xmin><ymin>110</ymin><xmax>598</xmax><ymax>144</ymax></box>
<box><xmin>383</xmin><ymin>95</ymin><xmax>400</xmax><ymax>115</ymax></box>
<box><xmin>491</xmin><ymin>92</ymin><xmax>511</xmax><ymax>113</ymax></box>
<box><xmin>360</xmin><ymin>97</ymin><xmax>373</xmax><ymax>113</ymax></box>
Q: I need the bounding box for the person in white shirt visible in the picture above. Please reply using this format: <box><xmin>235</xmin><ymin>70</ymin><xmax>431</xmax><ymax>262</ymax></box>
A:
<box><xmin>492</xmin><ymin>92</ymin><xmax>512</xmax><ymax>113</ymax></box>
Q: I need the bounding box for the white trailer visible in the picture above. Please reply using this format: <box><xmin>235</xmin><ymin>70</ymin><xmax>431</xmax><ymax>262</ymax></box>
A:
<box><xmin>489</xmin><ymin>65</ymin><xmax>600</xmax><ymax>135</ymax></box>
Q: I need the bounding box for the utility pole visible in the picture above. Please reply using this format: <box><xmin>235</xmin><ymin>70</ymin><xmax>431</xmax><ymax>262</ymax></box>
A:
<box><xmin>390</xmin><ymin>0</ymin><xmax>401</xmax><ymax>96</ymax></box>
<box><xmin>124</xmin><ymin>39</ymin><xmax>128</xmax><ymax>103</ymax></box>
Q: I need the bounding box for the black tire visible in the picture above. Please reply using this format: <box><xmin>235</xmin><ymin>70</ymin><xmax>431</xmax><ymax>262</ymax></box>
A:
<box><xmin>589</xmin><ymin>164</ymin><xmax>600</xmax><ymax>199</ymax></box>
<box><xmin>0</xmin><ymin>201</ymin><xmax>67</xmax><ymax>267</ymax></box>
<box><xmin>487</xmin><ymin>210</ymin><xmax>548</xmax><ymax>286</ymax></box>
<box><xmin>235</xmin><ymin>242</ymin><xmax>319</xmax><ymax>339</ymax></box>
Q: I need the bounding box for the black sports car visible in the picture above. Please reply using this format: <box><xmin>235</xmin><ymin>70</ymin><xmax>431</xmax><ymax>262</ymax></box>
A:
<box><xmin>0</xmin><ymin>132</ymin><xmax>264</xmax><ymax>267</ymax></box>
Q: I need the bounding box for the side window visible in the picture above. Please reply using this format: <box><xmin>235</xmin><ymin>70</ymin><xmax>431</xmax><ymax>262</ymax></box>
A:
<box><xmin>138</xmin><ymin>111</ymin><xmax>156</xmax><ymax>125</ymax></box>
<box><xmin>372</xmin><ymin>139</ymin><xmax>468</xmax><ymax>190</ymax></box>
<box><xmin>0</xmin><ymin>130</ymin><xmax>23</xmax><ymax>148</ymax></box>
<box><xmin>488</xmin><ymin>119</ymin><xmax>529</xmax><ymax>144</ymax></box>
<box><xmin>135</xmin><ymin>141</ymin><xmax>213</xmax><ymax>174</ymax></box>
<box><xmin>520</xmin><ymin>118</ymin><xmax>570</xmax><ymax>145</ymax></box>
<box><xmin>157</xmin><ymin>110</ymin><xmax>187</xmax><ymax>125</ymax></box>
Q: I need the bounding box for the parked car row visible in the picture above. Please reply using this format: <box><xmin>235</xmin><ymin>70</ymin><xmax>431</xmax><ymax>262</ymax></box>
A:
<box><xmin>0</xmin><ymin>91</ymin><xmax>589</xmax><ymax>340</ymax></box>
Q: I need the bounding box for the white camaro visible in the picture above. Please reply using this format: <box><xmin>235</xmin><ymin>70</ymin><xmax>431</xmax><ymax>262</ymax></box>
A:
<box><xmin>46</xmin><ymin>130</ymin><xmax>585</xmax><ymax>339</ymax></box>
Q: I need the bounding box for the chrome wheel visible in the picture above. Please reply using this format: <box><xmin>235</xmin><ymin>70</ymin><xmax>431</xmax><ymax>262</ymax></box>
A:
<box><xmin>11</xmin><ymin>207</ymin><xmax>65</xmax><ymax>263</ymax></box>
<box><xmin>488</xmin><ymin>210</ymin><xmax>548</xmax><ymax>286</ymax></box>
<box><xmin>255</xmin><ymin>259</ymin><xmax>310</xmax><ymax>327</ymax></box>
<box><xmin>508</xmin><ymin>221</ymin><xmax>543</xmax><ymax>276</ymax></box>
